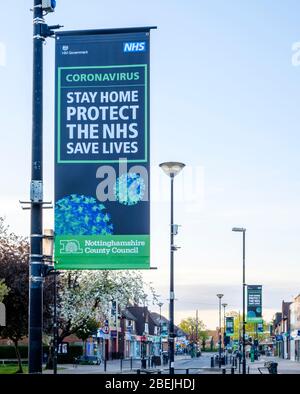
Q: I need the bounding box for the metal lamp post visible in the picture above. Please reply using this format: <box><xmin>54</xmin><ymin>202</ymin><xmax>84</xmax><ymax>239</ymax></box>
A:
<box><xmin>232</xmin><ymin>227</ymin><xmax>246</xmax><ymax>375</ymax></box>
<box><xmin>216</xmin><ymin>294</ymin><xmax>224</xmax><ymax>368</ymax></box>
<box><xmin>159</xmin><ymin>161</ymin><xmax>185</xmax><ymax>375</ymax></box>
<box><xmin>158</xmin><ymin>302</ymin><xmax>163</xmax><ymax>363</ymax></box>
<box><xmin>222</xmin><ymin>303</ymin><xmax>228</xmax><ymax>353</ymax></box>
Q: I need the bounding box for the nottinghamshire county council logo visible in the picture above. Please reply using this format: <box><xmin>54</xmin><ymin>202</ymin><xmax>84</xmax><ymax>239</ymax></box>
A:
<box><xmin>60</xmin><ymin>240</ymin><xmax>83</xmax><ymax>254</ymax></box>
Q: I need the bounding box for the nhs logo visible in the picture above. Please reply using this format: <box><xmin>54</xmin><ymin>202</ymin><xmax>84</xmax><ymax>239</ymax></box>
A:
<box><xmin>123</xmin><ymin>42</ymin><xmax>146</xmax><ymax>53</ymax></box>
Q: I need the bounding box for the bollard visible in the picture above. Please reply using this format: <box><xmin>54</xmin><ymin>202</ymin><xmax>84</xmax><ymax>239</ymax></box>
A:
<box><xmin>104</xmin><ymin>359</ymin><xmax>107</xmax><ymax>372</ymax></box>
<box><xmin>137</xmin><ymin>369</ymin><xmax>140</xmax><ymax>375</ymax></box>
<box><xmin>211</xmin><ymin>356</ymin><xmax>214</xmax><ymax>368</ymax></box>
<box><xmin>231</xmin><ymin>367</ymin><xmax>235</xmax><ymax>374</ymax></box>
<box><xmin>120</xmin><ymin>358</ymin><xmax>122</xmax><ymax>372</ymax></box>
<box><xmin>238</xmin><ymin>360</ymin><xmax>241</xmax><ymax>374</ymax></box>
<box><xmin>186</xmin><ymin>369</ymin><xmax>189</xmax><ymax>374</ymax></box>
<box><xmin>148</xmin><ymin>356</ymin><xmax>151</xmax><ymax>368</ymax></box>
<box><xmin>130</xmin><ymin>357</ymin><xmax>133</xmax><ymax>370</ymax></box>
<box><xmin>248</xmin><ymin>365</ymin><xmax>250</xmax><ymax>374</ymax></box>
<box><xmin>222</xmin><ymin>368</ymin><xmax>226</xmax><ymax>374</ymax></box>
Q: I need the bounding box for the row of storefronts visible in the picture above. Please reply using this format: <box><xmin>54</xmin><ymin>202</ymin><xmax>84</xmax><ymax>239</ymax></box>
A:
<box><xmin>84</xmin><ymin>305</ymin><xmax>185</xmax><ymax>360</ymax></box>
<box><xmin>273</xmin><ymin>295</ymin><xmax>300</xmax><ymax>362</ymax></box>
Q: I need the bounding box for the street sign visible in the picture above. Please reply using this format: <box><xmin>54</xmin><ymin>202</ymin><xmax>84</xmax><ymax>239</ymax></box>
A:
<box><xmin>54</xmin><ymin>28</ymin><xmax>153</xmax><ymax>270</ymax></box>
<box><xmin>247</xmin><ymin>285</ymin><xmax>263</xmax><ymax>323</ymax></box>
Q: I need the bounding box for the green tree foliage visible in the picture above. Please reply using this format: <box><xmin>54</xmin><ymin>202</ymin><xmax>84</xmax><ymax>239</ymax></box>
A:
<box><xmin>0</xmin><ymin>218</ymin><xmax>52</xmax><ymax>373</ymax></box>
<box><xmin>178</xmin><ymin>317</ymin><xmax>208</xmax><ymax>345</ymax></box>
<box><xmin>226</xmin><ymin>311</ymin><xmax>271</xmax><ymax>342</ymax></box>
<box><xmin>0</xmin><ymin>279</ymin><xmax>9</xmax><ymax>303</ymax></box>
<box><xmin>0</xmin><ymin>217</ymin><xmax>30</xmax><ymax>373</ymax></box>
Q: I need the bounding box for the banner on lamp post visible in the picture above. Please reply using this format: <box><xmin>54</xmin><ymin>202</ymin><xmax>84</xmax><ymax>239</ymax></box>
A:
<box><xmin>225</xmin><ymin>317</ymin><xmax>234</xmax><ymax>336</ymax></box>
<box><xmin>247</xmin><ymin>285</ymin><xmax>263</xmax><ymax>323</ymax></box>
<box><xmin>257</xmin><ymin>322</ymin><xmax>264</xmax><ymax>333</ymax></box>
<box><xmin>54</xmin><ymin>28</ymin><xmax>154</xmax><ymax>270</ymax></box>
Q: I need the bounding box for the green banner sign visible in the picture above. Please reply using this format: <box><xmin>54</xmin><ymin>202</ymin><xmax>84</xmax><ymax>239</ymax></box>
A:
<box><xmin>225</xmin><ymin>317</ymin><xmax>234</xmax><ymax>336</ymax></box>
<box><xmin>247</xmin><ymin>285</ymin><xmax>263</xmax><ymax>323</ymax></box>
<box><xmin>54</xmin><ymin>28</ymin><xmax>152</xmax><ymax>270</ymax></box>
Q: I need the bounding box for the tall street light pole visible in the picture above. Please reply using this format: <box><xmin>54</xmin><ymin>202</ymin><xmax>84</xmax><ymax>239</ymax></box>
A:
<box><xmin>232</xmin><ymin>227</ymin><xmax>246</xmax><ymax>375</ymax></box>
<box><xmin>222</xmin><ymin>303</ymin><xmax>228</xmax><ymax>352</ymax></box>
<box><xmin>216</xmin><ymin>294</ymin><xmax>223</xmax><ymax>368</ymax></box>
<box><xmin>158</xmin><ymin>302</ymin><xmax>163</xmax><ymax>362</ymax></box>
<box><xmin>29</xmin><ymin>0</ymin><xmax>59</xmax><ymax>374</ymax></box>
<box><xmin>160</xmin><ymin>162</ymin><xmax>185</xmax><ymax>375</ymax></box>
<box><xmin>29</xmin><ymin>0</ymin><xmax>46</xmax><ymax>374</ymax></box>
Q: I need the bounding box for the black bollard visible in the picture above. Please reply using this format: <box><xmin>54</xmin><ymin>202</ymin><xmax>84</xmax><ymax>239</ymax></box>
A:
<box><xmin>231</xmin><ymin>367</ymin><xmax>235</xmax><ymax>374</ymax></box>
<box><xmin>211</xmin><ymin>356</ymin><xmax>214</xmax><ymax>368</ymax></box>
<box><xmin>222</xmin><ymin>368</ymin><xmax>226</xmax><ymax>374</ymax></box>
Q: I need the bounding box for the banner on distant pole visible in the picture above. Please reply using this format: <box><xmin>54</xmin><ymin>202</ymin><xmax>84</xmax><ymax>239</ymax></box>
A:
<box><xmin>247</xmin><ymin>285</ymin><xmax>263</xmax><ymax>323</ymax></box>
<box><xmin>257</xmin><ymin>322</ymin><xmax>264</xmax><ymax>333</ymax></box>
<box><xmin>54</xmin><ymin>28</ymin><xmax>154</xmax><ymax>269</ymax></box>
<box><xmin>225</xmin><ymin>317</ymin><xmax>234</xmax><ymax>336</ymax></box>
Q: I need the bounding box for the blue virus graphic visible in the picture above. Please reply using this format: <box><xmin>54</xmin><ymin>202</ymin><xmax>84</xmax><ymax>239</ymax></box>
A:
<box><xmin>55</xmin><ymin>194</ymin><xmax>113</xmax><ymax>235</ymax></box>
<box><xmin>114</xmin><ymin>173</ymin><xmax>145</xmax><ymax>206</ymax></box>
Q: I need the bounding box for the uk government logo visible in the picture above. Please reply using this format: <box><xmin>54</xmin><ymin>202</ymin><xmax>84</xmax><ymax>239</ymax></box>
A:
<box><xmin>61</xmin><ymin>45</ymin><xmax>88</xmax><ymax>56</ymax></box>
<box><xmin>123</xmin><ymin>42</ymin><xmax>146</xmax><ymax>53</ymax></box>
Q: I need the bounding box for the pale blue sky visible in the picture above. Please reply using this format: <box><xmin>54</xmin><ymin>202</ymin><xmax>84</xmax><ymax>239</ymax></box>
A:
<box><xmin>1</xmin><ymin>1</ymin><xmax>300</xmax><ymax>328</ymax></box>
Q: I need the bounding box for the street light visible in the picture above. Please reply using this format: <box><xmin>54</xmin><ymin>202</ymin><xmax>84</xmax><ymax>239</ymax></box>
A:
<box><xmin>216</xmin><ymin>294</ymin><xmax>224</xmax><ymax>368</ymax></box>
<box><xmin>158</xmin><ymin>302</ymin><xmax>164</xmax><ymax>362</ymax></box>
<box><xmin>222</xmin><ymin>303</ymin><xmax>228</xmax><ymax>353</ymax></box>
<box><xmin>232</xmin><ymin>226</ymin><xmax>246</xmax><ymax>374</ymax></box>
<box><xmin>159</xmin><ymin>161</ymin><xmax>185</xmax><ymax>375</ymax></box>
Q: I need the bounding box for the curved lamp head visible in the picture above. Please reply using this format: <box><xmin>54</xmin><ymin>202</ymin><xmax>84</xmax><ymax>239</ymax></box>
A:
<box><xmin>159</xmin><ymin>162</ymin><xmax>185</xmax><ymax>178</ymax></box>
<box><xmin>232</xmin><ymin>227</ymin><xmax>246</xmax><ymax>232</ymax></box>
<box><xmin>216</xmin><ymin>294</ymin><xmax>224</xmax><ymax>299</ymax></box>
<box><xmin>158</xmin><ymin>302</ymin><xmax>164</xmax><ymax>308</ymax></box>
<box><xmin>222</xmin><ymin>303</ymin><xmax>228</xmax><ymax>308</ymax></box>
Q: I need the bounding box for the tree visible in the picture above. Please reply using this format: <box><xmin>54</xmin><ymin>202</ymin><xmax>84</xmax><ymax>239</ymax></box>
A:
<box><xmin>0</xmin><ymin>218</ymin><xmax>52</xmax><ymax>373</ymax></box>
<box><xmin>226</xmin><ymin>311</ymin><xmax>270</xmax><ymax>343</ymax></box>
<box><xmin>0</xmin><ymin>279</ymin><xmax>9</xmax><ymax>302</ymax></box>
<box><xmin>54</xmin><ymin>270</ymin><xmax>156</xmax><ymax>344</ymax></box>
<box><xmin>200</xmin><ymin>330</ymin><xmax>209</xmax><ymax>351</ymax></box>
<box><xmin>0</xmin><ymin>217</ymin><xmax>29</xmax><ymax>373</ymax></box>
<box><xmin>178</xmin><ymin>317</ymin><xmax>207</xmax><ymax>343</ymax></box>
<box><xmin>44</xmin><ymin>269</ymin><xmax>158</xmax><ymax>368</ymax></box>
<box><xmin>77</xmin><ymin>318</ymin><xmax>99</xmax><ymax>355</ymax></box>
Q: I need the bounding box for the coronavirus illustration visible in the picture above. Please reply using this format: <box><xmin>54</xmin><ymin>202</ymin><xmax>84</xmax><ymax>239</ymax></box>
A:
<box><xmin>114</xmin><ymin>173</ymin><xmax>145</xmax><ymax>206</ymax></box>
<box><xmin>55</xmin><ymin>194</ymin><xmax>113</xmax><ymax>235</ymax></box>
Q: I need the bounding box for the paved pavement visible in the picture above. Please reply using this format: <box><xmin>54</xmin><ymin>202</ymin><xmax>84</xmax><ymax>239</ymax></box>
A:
<box><xmin>247</xmin><ymin>356</ymin><xmax>300</xmax><ymax>374</ymax></box>
<box><xmin>42</xmin><ymin>353</ymin><xmax>300</xmax><ymax>374</ymax></box>
<box><xmin>43</xmin><ymin>354</ymin><xmax>212</xmax><ymax>374</ymax></box>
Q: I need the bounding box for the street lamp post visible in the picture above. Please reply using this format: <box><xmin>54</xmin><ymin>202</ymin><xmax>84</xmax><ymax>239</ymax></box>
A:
<box><xmin>160</xmin><ymin>162</ymin><xmax>185</xmax><ymax>375</ymax></box>
<box><xmin>158</xmin><ymin>302</ymin><xmax>163</xmax><ymax>363</ymax></box>
<box><xmin>222</xmin><ymin>303</ymin><xmax>228</xmax><ymax>353</ymax></box>
<box><xmin>216</xmin><ymin>294</ymin><xmax>224</xmax><ymax>368</ymax></box>
<box><xmin>232</xmin><ymin>227</ymin><xmax>246</xmax><ymax>375</ymax></box>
